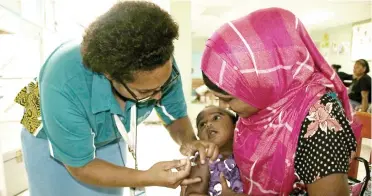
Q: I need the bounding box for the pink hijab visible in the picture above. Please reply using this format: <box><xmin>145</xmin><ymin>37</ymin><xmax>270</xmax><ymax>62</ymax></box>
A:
<box><xmin>201</xmin><ymin>8</ymin><xmax>360</xmax><ymax>195</ymax></box>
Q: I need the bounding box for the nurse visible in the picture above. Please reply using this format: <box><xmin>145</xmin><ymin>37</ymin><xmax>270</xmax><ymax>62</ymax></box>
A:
<box><xmin>17</xmin><ymin>1</ymin><xmax>218</xmax><ymax>196</ymax></box>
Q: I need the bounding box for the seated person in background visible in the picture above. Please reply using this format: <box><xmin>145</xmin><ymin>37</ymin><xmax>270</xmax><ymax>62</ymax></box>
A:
<box><xmin>332</xmin><ymin>64</ymin><xmax>353</xmax><ymax>86</ymax></box>
<box><xmin>181</xmin><ymin>106</ymin><xmax>243</xmax><ymax>196</ymax></box>
<box><xmin>348</xmin><ymin>59</ymin><xmax>371</xmax><ymax>112</ymax></box>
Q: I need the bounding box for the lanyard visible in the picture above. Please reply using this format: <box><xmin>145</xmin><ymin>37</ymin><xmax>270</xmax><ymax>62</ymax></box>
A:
<box><xmin>113</xmin><ymin>105</ymin><xmax>146</xmax><ymax>196</ymax></box>
<box><xmin>114</xmin><ymin>105</ymin><xmax>138</xmax><ymax>169</ymax></box>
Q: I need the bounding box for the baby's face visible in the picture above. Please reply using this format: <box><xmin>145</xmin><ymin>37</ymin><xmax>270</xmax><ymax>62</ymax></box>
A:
<box><xmin>197</xmin><ymin>107</ymin><xmax>235</xmax><ymax>148</ymax></box>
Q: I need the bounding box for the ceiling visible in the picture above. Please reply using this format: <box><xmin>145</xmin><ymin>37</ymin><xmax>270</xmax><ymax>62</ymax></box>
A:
<box><xmin>191</xmin><ymin>0</ymin><xmax>372</xmax><ymax>39</ymax></box>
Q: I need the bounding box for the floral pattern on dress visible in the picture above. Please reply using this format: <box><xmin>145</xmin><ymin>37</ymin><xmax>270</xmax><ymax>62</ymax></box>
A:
<box><xmin>209</xmin><ymin>155</ymin><xmax>243</xmax><ymax>196</ymax></box>
<box><xmin>305</xmin><ymin>101</ymin><xmax>343</xmax><ymax>138</ymax></box>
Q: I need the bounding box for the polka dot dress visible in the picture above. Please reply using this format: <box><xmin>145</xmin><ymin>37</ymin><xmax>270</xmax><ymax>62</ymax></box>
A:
<box><xmin>292</xmin><ymin>93</ymin><xmax>357</xmax><ymax>194</ymax></box>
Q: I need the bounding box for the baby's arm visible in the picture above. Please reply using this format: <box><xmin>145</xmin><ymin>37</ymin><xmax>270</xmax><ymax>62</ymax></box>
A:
<box><xmin>182</xmin><ymin>158</ymin><xmax>210</xmax><ymax>196</ymax></box>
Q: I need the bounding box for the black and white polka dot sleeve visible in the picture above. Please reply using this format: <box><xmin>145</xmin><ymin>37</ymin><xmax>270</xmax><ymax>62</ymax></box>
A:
<box><xmin>294</xmin><ymin>93</ymin><xmax>357</xmax><ymax>184</ymax></box>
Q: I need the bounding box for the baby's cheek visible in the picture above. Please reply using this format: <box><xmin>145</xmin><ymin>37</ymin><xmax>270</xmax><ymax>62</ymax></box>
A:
<box><xmin>214</xmin><ymin>138</ymin><xmax>226</xmax><ymax>147</ymax></box>
<box><xmin>199</xmin><ymin>133</ymin><xmax>208</xmax><ymax>141</ymax></box>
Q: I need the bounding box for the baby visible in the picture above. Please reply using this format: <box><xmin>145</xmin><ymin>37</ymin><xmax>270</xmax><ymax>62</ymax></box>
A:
<box><xmin>182</xmin><ymin>106</ymin><xmax>243</xmax><ymax>196</ymax></box>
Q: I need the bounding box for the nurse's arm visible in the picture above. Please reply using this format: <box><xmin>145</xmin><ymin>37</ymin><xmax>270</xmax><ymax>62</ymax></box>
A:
<box><xmin>65</xmin><ymin>159</ymin><xmax>148</xmax><ymax>187</ymax></box>
<box><xmin>41</xmin><ymin>85</ymin><xmax>191</xmax><ymax>188</ymax></box>
<box><xmin>166</xmin><ymin>116</ymin><xmax>197</xmax><ymax>145</ymax></box>
<box><xmin>155</xmin><ymin>65</ymin><xmax>218</xmax><ymax>162</ymax></box>
<box><xmin>65</xmin><ymin>158</ymin><xmax>193</xmax><ymax>188</ymax></box>
<box><xmin>155</xmin><ymin>62</ymin><xmax>196</xmax><ymax>145</ymax></box>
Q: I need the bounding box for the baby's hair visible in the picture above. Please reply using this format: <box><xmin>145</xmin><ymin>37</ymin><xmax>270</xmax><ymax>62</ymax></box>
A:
<box><xmin>196</xmin><ymin>105</ymin><xmax>238</xmax><ymax>129</ymax></box>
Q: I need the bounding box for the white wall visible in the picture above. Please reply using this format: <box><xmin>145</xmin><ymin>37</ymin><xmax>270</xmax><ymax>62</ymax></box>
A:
<box><xmin>310</xmin><ymin>24</ymin><xmax>354</xmax><ymax>74</ymax></box>
<box><xmin>170</xmin><ymin>0</ymin><xmax>192</xmax><ymax>103</ymax></box>
<box><xmin>153</xmin><ymin>0</ymin><xmax>193</xmax><ymax>102</ymax></box>
<box><xmin>192</xmin><ymin>37</ymin><xmax>207</xmax><ymax>79</ymax></box>
<box><xmin>310</xmin><ymin>23</ymin><xmax>372</xmax><ymax>76</ymax></box>
<box><xmin>192</xmin><ymin>52</ymin><xmax>202</xmax><ymax>79</ymax></box>
<box><xmin>0</xmin><ymin>140</ymin><xmax>6</xmax><ymax>196</ymax></box>
<box><xmin>0</xmin><ymin>0</ymin><xmax>21</xmax><ymax>14</ymax></box>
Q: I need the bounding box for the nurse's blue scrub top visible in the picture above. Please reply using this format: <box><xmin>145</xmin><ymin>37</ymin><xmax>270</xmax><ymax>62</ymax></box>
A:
<box><xmin>38</xmin><ymin>40</ymin><xmax>187</xmax><ymax>167</ymax></box>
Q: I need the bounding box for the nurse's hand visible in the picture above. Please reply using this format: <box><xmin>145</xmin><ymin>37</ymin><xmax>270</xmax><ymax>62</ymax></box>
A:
<box><xmin>144</xmin><ymin>159</ymin><xmax>201</xmax><ymax>189</ymax></box>
<box><xmin>180</xmin><ymin>140</ymin><xmax>219</xmax><ymax>164</ymax></box>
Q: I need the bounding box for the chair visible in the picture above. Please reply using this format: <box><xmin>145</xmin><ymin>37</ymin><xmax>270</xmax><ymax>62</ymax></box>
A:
<box><xmin>348</xmin><ymin>112</ymin><xmax>371</xmax><ymax>179</ymax></box>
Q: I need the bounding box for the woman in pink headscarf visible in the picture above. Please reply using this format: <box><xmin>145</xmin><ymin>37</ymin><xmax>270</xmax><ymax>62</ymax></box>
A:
<box><xmin>200</xmin><ymin>8</ymin><xmax>360</xmax><ymax>195</ymax></box>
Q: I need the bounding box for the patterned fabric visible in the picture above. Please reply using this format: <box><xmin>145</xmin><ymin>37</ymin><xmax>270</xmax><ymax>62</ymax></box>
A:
<box><xmin>290</xmin><ymin>93</ymin><xmax>357</xmax><ymax>195</ymax></box>
<box><xmin>296</xmin><ymin>93</ymin><xmax>356</xmax><ymax>184</ymax></box>
<box><xmin>200</xmin><ymin>8</ymin><xmax>361</xmax><ymax>195</ymax></box>
<box><xmin>208</xmin><ymin>155</ymin><xmax>243</xmax><ymax>196</ymax></box>
<box><xmin>14</xmin><ymin>80</ymin><xmax>42</xmax><ymax>134</ymax></box>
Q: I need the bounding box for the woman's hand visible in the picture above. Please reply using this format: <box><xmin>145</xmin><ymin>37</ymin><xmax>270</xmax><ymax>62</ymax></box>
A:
<box><xmin>220</xmin><ymin>173</ymin><xmax>245</xmax><ymax>196</ymax></box>
<box><xmin>144</xmin><ymin>159</ymin><xmax>201</xmax><ymax>189</ymax></box>
<box><xmin>180</xmin><ymin>140</ymin><xmax>219</xmax><ymax>164</ymax></box>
